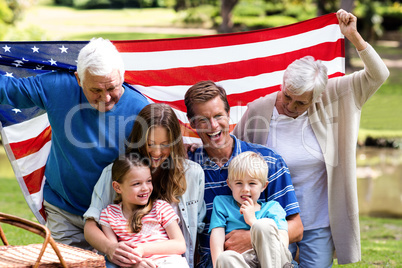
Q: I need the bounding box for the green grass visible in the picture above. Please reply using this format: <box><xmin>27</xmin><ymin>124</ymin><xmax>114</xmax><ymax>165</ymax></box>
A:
<box><xmin>334</xmin><ymin>217</ymin><xmax>402</xmax><ymax>267</ymax></box>
<box><xmin>0</xmin><ymin>176</ymin><xmax>44</xmax><ymax>245</ymax></box>
<box><xmin>350</xmin><ymin>43</ymin><xmax>402</xmax><ymax>142</ymax></box>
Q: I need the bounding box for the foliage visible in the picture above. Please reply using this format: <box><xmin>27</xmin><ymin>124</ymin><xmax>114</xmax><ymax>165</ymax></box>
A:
<box><xmin>54</xmin><ymin>0</ymin><xmax>160</xmax><ymax>8</ymax></box>
<box><xmin>0</xmin><ymin>0</ymin><xmax>13</xmax><ymax>39</ymax></box>
<box><xmin>233</xmin><ymin>0</ymin><xmax>265</xmax><ymax>17</ymax></box>
<box><xmin>226</xmin><ymin>0</ymin><xmax>314</xmax><ymax>30</ymax></box>
<box><xmin>225</xmin><ymin>15</ymin><xmax>298</xmax><ymax>31</ymax></box>
<box><xmin>0</xmin><ymin>0</ymin><xmax>37</xmax><ymax>40</ymax></box>
<box><xmin>0</xmin><ymin>0</ymin><xmax>13</xmax><ymax>24</ymax></box>
<box><xmin>281</xmin><ymin>0</ymin><xmax>317</xmax><ymax>21</ymax></box>
<box><xmin>176</xmin><ymin>4</ymin><xmax>219</xmax><ymax>27</ymax></box>
<box><xmin>377</xmin><ymin>1</ymin><xmax>402</xmax><ymax>31</ymax></box>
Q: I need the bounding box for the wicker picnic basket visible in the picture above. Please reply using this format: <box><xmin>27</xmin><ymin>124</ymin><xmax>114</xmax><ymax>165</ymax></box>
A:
<box><xmin>0</xmin><ymin>212</ymin><xmax>106</xmax><ymax>267</ymax></box>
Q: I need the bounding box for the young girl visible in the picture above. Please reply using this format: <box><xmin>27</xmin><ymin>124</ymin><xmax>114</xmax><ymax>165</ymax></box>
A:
<box><xmin>99</xmin><ymin>154</ymin><xmax>189</xmax><ymax>267</ymax></box>
<box><xmin>84</xmin><ymin>103</ymin><xmax>205</xmax><ymax>268</ymax></box>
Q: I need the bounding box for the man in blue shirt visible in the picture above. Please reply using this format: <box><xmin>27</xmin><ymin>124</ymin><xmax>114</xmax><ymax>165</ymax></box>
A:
<box><xmin>0</xmin><ymin>38</ymin><xmax>149</xmax><ymax>249</ymax></box>
<box><xmin>184</xmin><ymin>80</ymin><xmax>302</xmax><ymax>268</ymax></box>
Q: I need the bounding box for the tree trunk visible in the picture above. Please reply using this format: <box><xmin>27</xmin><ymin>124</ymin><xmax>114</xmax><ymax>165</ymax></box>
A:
<box><xmin>219</xmin><ymin>0</ymin><xmax>239</xmax><ymax>33</ymax></box>
<box><xmin>340</xmin><ymin>0</ymin><xmax>356</xmax><ymax>71</ymax></box>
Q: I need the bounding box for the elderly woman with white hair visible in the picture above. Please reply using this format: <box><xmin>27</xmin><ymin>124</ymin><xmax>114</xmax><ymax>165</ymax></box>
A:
<box><xmin>233</xmin><ymin>9</ymin><xmax>389</xmax><ymax>267</ymax></box>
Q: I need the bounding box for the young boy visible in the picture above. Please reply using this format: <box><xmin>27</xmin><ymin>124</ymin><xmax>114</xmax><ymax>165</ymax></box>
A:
<box><xmin>209</xmin><ymin>151</ymin><xmax>293</xmax><ymax>268</ymax></box>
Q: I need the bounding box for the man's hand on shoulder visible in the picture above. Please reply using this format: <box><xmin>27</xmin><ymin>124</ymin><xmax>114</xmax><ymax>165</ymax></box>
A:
<box><xmin>184</xmin><ymin>143</ymin><xmax>201</xmax><ymax>154</ymax></box>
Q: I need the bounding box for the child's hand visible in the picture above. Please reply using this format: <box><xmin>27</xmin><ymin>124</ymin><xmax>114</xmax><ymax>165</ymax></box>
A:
<box><xmin>239</xmin><ymin>197</ymin><xmax>257</xmax><ymax>226</ymax></box>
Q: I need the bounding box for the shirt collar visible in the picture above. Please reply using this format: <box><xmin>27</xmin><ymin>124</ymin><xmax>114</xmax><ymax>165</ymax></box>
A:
<box><xmin>194</xmin><ymin>134</ymin><xmax>239</xmax><ymax>167</ymax></box>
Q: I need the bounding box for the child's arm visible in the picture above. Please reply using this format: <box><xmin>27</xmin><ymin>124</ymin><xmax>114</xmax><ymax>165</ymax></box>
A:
<box><xmin>210</xmin><ymin>227</ymin><xmax>225</xmax><ymax>268</ymax></box>
<box><xmin>134</xmin><ymin>220</ymin><xmax>186</xmax><ymax>257</ymax></box>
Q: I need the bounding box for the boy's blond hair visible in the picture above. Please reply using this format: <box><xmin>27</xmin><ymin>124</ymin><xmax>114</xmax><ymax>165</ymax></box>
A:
<box><xmin>228</xmin><ymin>151</ymin><xmax>268</xmax><ymax>185</ymax></box>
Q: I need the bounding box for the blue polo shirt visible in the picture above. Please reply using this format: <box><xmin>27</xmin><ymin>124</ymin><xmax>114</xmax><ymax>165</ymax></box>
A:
<box><xmin>188</xmin><ymin>135</ymin><xmax>299</xmax><ymax>257</ymax></box>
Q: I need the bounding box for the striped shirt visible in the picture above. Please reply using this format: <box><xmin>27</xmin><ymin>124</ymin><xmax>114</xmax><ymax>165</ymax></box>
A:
<box><xmin>100</xmin><ymin>200</ymin><xmax>180</xmax><ymax>260</ymax></box>
<box><xmin>188</xmin><ymin>135</ymin><xmax>300</xmax><ymax>255</ymax></box>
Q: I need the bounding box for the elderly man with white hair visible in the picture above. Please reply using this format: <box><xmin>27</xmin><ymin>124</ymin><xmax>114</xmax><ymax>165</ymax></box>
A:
<box><xmin>0</xmin><ymin>38</ymin><xmax>149</xmax><ymax>249</ymax></box>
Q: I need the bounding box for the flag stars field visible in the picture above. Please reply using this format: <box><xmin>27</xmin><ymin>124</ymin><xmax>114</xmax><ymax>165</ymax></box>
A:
<box><xmin>48</xmin><ymin>58</ymin><xmax>57</xmax><ymax>65</ymax></box>
<box><xmin>59</xmin><ymin>46</ymin><xmax>68</xmax><ymax>53</ymax></box>
<box><xmin>2</xmin><ymin>45</ymin><xmax>11</xmax><ymax>52</ymax></box>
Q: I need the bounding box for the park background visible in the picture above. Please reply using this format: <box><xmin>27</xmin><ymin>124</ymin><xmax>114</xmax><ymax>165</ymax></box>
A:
<box><xmin>0</xmin><ymin>0</ymin><xmax>401</xmax><ymax>266</ymax></box>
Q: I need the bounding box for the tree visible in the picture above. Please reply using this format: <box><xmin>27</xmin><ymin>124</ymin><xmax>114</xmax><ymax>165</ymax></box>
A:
<box><xmin>340</xmin><ymin>0</ymin><xmax>355</xmax><ymax>70</ymax></box>
<box><xmin>219</xmin><ymin>0</ymin><xmax>238</xmax><ymax>33</ymax></box>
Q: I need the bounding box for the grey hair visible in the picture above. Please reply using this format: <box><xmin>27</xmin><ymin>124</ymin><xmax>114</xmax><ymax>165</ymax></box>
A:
<box><xmin>282</xmin><ymin>56</ymin><xmax>328</xmax><ymax>102</ymax></box>
<box><xmin>76</xmin><ymin>37</ymin><xmax>125</xmax><ymax>84</ymax></box>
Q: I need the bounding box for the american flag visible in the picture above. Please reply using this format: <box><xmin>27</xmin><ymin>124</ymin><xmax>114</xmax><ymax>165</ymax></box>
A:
<box><xmin>0</xmin><ymin>13</ymin><xmax>344</xmax><ymax>224</ymax></box>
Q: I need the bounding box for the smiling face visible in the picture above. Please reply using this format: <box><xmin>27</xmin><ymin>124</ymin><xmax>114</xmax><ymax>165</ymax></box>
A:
<box><xmin>276</xmin><ymin>86</ymin><xmax>314</xmax><ymax>119</ymax></box>
<box><xmin>113</xmin><ymin>166</ymin><xmax>153</xmax><ymax>211</ymax></box>
<box><xmin>190</xmin><ymin>96</ymin><xmax>232</xmax><ymax>153</ymax></box>
<box><xmin>227</xmin><ymin>174</ymin><xmax>268</xmax><ymax>206</ymax></box>
<box><xmin>146</xmin><ymin>126</ymin><xmax>171</xmax><ymax>168</ymax></box>
<box><xmin>76</xmin><ymin>69</ymin><xmax>124</xmax><ymax>112</ymax></box>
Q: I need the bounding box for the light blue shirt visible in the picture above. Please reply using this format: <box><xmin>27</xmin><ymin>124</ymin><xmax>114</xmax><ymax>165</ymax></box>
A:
<box><xmin>84</xmin><ymin>159</ymin><xmax>206</xmax><ymax>268</ymax></box>
<box><xmin>209</xmin><ymin>195</ymin><xmax>288</xmax><ymax>234</ymax></box>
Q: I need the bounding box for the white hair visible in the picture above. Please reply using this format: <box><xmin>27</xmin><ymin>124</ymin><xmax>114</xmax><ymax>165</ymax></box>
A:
<box><xmin>76</xmin><ymin>37</ymin><xmax>125</xmax><ymax>84</ymax></box>
<box><xmin>282</xmin><ymin>56</ymin><xmax>328</xmax><ymax>102</ymax></box>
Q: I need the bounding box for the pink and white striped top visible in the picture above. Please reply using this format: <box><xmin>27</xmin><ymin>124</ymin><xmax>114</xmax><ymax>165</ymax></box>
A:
<box><xmin>100</xmin><ymin>199</ymin><xmax>180</xmax><ymax>260</ymax></box>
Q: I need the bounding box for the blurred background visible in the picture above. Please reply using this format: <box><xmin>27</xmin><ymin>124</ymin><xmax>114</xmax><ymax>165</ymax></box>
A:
<box><xmin>0</xmin><ymin>0</ymin><xmax>401</xmax><ymax>266</ymax></box>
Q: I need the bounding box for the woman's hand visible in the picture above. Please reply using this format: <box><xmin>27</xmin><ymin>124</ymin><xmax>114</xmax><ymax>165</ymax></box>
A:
<box><xmin>336</xmin><ymin>9</ymin><xmax>367</xmax><ymax>51</ymax></box>
<box><xmin>106</xmin><ymin>241</ymin><xmax>142</xmax><ymax>267</ymax></box>
<box><xmin>337</xmin><ymin>9</ymin><xmax>358</xmax><ymax>37</ymax></box>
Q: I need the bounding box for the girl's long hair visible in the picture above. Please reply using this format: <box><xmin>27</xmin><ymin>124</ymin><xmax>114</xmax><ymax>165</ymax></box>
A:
<box><xmin>112</xmin><ymin>153</ymin><xmax>155</xmax><ymax>233</ymax></box>
<box><xmin>126</xmin><ymin>103</ymin><xmax>186</xmax><ymax>204</ymax></box>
